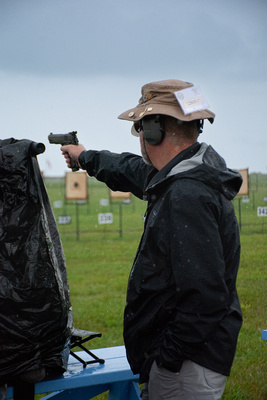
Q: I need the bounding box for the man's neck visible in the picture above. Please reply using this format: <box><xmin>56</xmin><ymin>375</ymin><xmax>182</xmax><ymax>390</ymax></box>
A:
<box><xmin>149</xmin><ymin>138</ymin><xmax>197</xmax><ymax>170</ymax></box>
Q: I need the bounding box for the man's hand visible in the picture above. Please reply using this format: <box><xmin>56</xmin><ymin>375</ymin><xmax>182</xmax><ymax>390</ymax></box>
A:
<box><xmin>61</xmin><ymin>144</ymin><xmax>86</xmax><ymax>169</ymax></box>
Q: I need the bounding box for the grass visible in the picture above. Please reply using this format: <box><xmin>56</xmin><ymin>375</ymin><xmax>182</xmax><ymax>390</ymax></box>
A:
<box><xmin>225</xmin><ymin>235</ymin><xmax>267</xmax><ymax>399</ymax></box>
<box><xmin>30</xmin><ymin>174</ymin><xmax>267</xmax><ymax>399</ymax></box>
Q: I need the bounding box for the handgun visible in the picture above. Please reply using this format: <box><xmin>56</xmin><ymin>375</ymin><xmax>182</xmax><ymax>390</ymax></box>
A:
<box><xmin>48</xmin><ymin>131</ymin><xmax>79</xmax><ymax>171</ymax></box>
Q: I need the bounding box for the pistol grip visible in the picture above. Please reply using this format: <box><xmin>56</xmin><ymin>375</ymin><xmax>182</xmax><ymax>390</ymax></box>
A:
<box><xmin>70</xmin><ymin>159</ymin><xmax>79</xmax><ymax>172</ymax></box>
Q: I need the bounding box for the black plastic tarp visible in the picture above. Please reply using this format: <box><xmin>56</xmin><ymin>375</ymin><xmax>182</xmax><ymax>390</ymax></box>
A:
<box><xmin>0</xmin><ymin>138</ymin><xmax>73</xmax><ymax>385</ymax></box>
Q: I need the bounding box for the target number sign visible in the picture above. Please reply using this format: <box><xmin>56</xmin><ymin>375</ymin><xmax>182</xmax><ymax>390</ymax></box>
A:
<box><xmin>257</xmin><ymin>207</ymin><xmax>267</xmax><ymax>217</ymax></box>
<box><xmin>98</xmin><ymin>213</ymin><xmax>113</xmax><ymax>225</ymax></box>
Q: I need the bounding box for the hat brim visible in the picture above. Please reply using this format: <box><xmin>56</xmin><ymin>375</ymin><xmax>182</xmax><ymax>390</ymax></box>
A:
<box><xmin>118</xmin><ymin>102</ymin><xmax>215</xmax><ymax>124</ymax></box>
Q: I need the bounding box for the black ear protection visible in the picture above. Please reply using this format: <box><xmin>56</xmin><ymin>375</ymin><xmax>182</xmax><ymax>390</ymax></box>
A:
<box><xmin>141</xmin><ymin>116</ymin><xmax>203</xmax><ymax>145</ymax></box>
<box><xmin>141</xmin><ymin>115</ymin><xmax>165</xmax><ymax>145</ymax></box>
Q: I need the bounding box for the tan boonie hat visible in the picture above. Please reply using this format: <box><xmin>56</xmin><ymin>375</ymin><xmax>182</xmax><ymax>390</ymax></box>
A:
<box><xmin>118</xmin><ymin>79</ymin><xmax>215</xmax><ymax>124</ymax></box>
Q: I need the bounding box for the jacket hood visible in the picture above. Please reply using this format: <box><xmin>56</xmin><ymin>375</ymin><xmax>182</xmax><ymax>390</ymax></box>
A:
<box><xmin>148</xmin><ymin>143</ymin><xmax>243</xmax><ymax>200</ymax></box>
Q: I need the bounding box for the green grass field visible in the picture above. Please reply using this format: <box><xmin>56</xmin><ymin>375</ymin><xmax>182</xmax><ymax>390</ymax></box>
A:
<box><xmin>39</xmin><ymin>173</ymin><xmax>267</xmax><ymax>399</ymax></box>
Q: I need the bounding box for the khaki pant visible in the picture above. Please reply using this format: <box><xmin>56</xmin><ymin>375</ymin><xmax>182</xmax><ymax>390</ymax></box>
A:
<box><xmin>141</xmin><ymin>360</ymin><xmax>226</xmax><ymax>400</ymax></box>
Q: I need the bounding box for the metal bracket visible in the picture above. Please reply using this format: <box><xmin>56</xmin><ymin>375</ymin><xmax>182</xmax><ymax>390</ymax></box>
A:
<box><xmin>70</xmin><ymin>328</ymin><xmax>105</xmax><ymax>368</ymax></box>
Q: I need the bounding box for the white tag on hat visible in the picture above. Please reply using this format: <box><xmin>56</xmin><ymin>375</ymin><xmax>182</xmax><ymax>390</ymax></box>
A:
<box><xmin>174</xmin><ymin>86</ymin><xmax>210</xmax><ymax>115</ymax></box>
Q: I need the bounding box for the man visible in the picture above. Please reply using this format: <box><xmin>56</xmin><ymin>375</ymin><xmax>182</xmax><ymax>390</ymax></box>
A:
<box><xmin>61</xmin><ymin>79</ymin><xmax>242</xmax><ymax>399</ymax></box>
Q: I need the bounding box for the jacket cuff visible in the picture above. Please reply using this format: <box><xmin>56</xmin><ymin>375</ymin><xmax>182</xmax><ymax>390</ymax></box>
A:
<box><xmin>78</xmin><ymin>151</ymin><xmax>87</xmax><ymax>170</ymax></box>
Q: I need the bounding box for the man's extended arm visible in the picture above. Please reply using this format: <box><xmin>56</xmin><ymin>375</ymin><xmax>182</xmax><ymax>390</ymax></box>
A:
<box><xmin>78</xmin><ymin>150</ymin><xmax>151</xmax><ymax>199</ymax></box>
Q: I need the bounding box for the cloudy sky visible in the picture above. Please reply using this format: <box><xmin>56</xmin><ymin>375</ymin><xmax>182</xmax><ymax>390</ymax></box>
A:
<box><xmin>0</xmin><ymin>0</ymin><xmax>266</xmax><ymax>176</ymax></box>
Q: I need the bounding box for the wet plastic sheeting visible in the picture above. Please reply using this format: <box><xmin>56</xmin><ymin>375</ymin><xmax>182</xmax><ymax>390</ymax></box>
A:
<box><xmin>0</xmin><ymin>138</ymin><xmax>73</xmax><ymax>384</ymax></box>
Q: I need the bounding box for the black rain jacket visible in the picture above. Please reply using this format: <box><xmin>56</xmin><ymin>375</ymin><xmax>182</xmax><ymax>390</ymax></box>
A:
<box><xmin>79</xmin><ymin>142</ymin><xmax>243</xmax><ymax>383</ymax></box>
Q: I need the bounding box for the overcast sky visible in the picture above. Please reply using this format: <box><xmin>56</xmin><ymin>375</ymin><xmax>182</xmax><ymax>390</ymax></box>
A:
<box><xmin>0</xmin><ymin>0</ymin><xmax>266</xmax><ymax>176</ymax></box>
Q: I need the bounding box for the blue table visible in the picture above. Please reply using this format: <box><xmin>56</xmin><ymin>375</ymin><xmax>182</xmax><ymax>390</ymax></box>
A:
<box><xmin>6</xmin><ymin>346</ymin><xmax>141</xmax><ymax>400</ymax></box>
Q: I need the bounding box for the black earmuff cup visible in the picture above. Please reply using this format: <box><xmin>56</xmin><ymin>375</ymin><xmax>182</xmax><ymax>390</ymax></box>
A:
<box><xmin>142</xmin><ymin>115</ymin><xmax>165</xmax><ymax>145</ymax></box>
